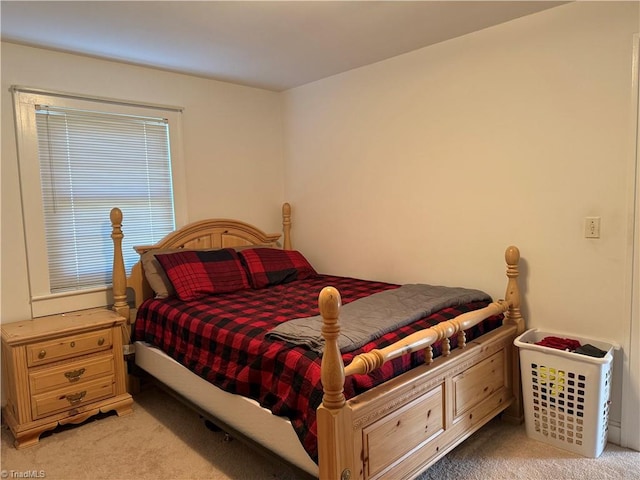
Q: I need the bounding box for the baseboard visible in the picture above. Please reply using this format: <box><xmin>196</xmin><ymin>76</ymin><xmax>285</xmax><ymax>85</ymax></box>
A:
<box><xmin>608</xmin><ymin>420</ymin><xmax>621</xmax><ymax>445</ymax></box>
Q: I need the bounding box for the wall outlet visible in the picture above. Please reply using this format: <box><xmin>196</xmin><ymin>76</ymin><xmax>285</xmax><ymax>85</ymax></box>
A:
<box><xmin>584</xmin><ymin>217</ymin><xmax>601</xmax><ymax>238</ymax></box>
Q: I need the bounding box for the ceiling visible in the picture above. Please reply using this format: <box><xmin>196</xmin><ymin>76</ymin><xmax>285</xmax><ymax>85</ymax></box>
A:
<box><xmin>1</xmin><ymin>1</ymin><xmax>567</xmax><ymax>91</ymax></box>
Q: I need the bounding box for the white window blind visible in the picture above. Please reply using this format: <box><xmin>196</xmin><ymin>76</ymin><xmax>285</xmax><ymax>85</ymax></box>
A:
<box><xmin>35</xmin><ymin>105</ymin><xmax>176</xmax><ymax>293</ymax></box>
<box><xmin>13</xmin><ymin>88</ymin><xmax>185</xmax><ymax>317</ymax></box>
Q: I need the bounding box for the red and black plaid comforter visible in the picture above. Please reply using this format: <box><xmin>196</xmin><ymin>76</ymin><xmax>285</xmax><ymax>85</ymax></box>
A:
<box><xmin>133</xmin><ymin>275</ymin><xmax>502</xmax><ymax>462</ymax></box>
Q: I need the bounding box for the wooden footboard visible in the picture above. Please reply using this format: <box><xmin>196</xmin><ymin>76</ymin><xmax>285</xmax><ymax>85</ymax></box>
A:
<box><xmin>317</xmin><ymin>247</ymin><xmax>524</xmax><ymax>480</ymax></box>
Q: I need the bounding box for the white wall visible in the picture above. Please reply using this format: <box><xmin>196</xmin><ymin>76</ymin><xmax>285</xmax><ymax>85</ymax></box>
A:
<box><xmin>1</xmin><ymin>42</ymin><xmax>285</xmax><ymax>323</ymax></box>
<box><xmin>282</xmin><ymin>2</ymin><xmax>639</xmax><ymax>432</ymax></box>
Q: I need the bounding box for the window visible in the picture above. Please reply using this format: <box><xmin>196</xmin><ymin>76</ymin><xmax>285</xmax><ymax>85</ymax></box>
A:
<box><xmin>12</xmin><ymin>88</ymin><xmax>186</xmax><ymax>317</ymax></box>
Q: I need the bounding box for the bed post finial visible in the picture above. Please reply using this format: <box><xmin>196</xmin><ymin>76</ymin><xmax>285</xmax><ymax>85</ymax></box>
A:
<box><xmin>503</xmin><ymin>246</ymin><xmax>523</xmax><ymax>333</ymax></box>
<box><xmin>319</xmin><ymin>286</ymin><xmax>345</xmax><ymax>409</ymax></box>
<box><xmin>282</xmin><ymin>203</ymin><xmax>292</xmax><ymax>250</ymax></box>
<box><xmin>110</xmin><ymin>208</ymin><xmax>130</xmax><ymax>324</ymax></box>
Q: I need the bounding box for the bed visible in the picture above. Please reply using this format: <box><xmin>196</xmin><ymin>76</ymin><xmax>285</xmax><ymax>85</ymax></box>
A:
<box><xmin>109</xmin><ymin>203</ymin><xmax>525</xmax><ymax>480</ymax></box>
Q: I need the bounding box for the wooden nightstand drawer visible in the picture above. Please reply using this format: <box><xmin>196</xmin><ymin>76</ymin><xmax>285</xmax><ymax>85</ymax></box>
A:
<box><xmin>29</xmin><ymin>354</ymin><xmax>115</xmax><ymax>395</ymax></box>
<box><xmin>31</xmin><ymin>376</ymin><xmax>116</xmax><ymax>420</ymax></box>
<box><xmin>26</xmin><ymin>328</ymin><xmax>112</xmax><ymax>367</ymax></box>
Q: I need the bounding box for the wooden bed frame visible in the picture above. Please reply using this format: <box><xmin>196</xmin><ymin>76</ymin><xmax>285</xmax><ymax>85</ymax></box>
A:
<box><xmin>110</xmin><ymin>203</ymin><xmax>524</xmax><ymax>480</ymax></box>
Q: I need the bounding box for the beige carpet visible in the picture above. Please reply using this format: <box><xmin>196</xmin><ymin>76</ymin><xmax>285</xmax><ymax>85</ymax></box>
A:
<box><xmin>1</xmin><ymin>387</ymin><xmax>638</xmax><ymax>480</ymax></box>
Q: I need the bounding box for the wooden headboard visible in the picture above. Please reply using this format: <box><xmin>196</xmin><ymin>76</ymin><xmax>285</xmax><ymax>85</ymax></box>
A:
<box><xmin>110</xmin><ymin>203</ymin><xmax>292</xmax><ymax>325</ymax></box>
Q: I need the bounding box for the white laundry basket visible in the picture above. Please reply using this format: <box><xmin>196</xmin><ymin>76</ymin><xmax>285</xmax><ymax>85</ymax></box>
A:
<box><xmin>514</xmin><ymin>329</ymin><xmax>615</xmax><ymax>458</ymax></box>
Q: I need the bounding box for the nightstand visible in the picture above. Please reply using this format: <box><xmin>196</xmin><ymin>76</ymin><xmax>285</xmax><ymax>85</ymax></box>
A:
<box><xmin>1</xmin><ymin>308</ymin><xmax>133</xmax><ymax>448</ymax></box>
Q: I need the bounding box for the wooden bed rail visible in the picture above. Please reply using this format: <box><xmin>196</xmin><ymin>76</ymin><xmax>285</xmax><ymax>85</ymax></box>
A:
<box><xmin>319</xmin><ymin>246</ymin><xmax>523</xmax><ymax>408</ymax></box>
<box><xmin>343</xmin><ymin>299</ymin><xmax>511</xmax><ymax>377</ymax></box>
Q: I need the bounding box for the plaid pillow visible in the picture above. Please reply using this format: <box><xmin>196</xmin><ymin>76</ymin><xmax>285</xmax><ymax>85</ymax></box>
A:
<box><xmin>155</xmin><ymin>248</ymin><xmax>250</xmax><ymax>301</ymax></box>
<box><xmin>239</xmin><ymin>248</ymin><xmax>318</xmax><ymax>289</ymax></box>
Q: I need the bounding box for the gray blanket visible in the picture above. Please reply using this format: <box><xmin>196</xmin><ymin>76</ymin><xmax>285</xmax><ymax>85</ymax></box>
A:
<box><xmin>266</xmin><ymin>284</ymin><xmax>490</xmax><ymax>353</ymax></box>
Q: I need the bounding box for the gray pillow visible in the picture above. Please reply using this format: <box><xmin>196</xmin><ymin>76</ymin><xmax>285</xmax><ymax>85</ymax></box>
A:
<box><xmin>141</xmin><ymin>248</ymin><xmax>182</xmax><ymax>298</ymax></box>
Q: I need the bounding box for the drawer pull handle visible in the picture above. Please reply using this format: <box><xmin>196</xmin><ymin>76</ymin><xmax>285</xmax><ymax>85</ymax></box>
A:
<box><xmin>38</xmin><ymin>350</ymin><xmax>46</xmax><ymax>359</ymax></box>
<box><xmin>65</xmin><ymin>391</ymin><xmax>86</xmax><ymax>405</ymax></box>
<box><xmin>70</xmin><ymin>341</ymin><xmax>76</xmax><ymax>348</ymax></box>
<box><xmin>98</xmin><ymin>338</ymin><xmax>105</xmax><ymax>346</ymax></box>
<box><xmin>64</xmin><ymin>368</ymin><xmax>86</xmax><ymax>383</ymax></box>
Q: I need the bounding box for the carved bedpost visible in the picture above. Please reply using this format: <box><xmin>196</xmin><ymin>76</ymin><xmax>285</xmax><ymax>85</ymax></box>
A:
<box><xmin>503</xmin><ymin>245</ymin><xmax>525</xmax><ymax>424</ymax></box>
<box><xmin>282</xmin><ymin>203</ymin><xmax>292</xmax><ymax>250</ymax></box>
<box><xmin>317</xmin><ymin>287</ymin><xmax>354</xmax><ymax>480</ymax></box>
<box><xmin>110</xmin><ymin>208</ymin><xmax>130</xmax><ymax>328</ymax></box>
<box><xmin>319</xmin><ymin>287</ymin><xmax>345</xmax><ymax>409</ymax></box>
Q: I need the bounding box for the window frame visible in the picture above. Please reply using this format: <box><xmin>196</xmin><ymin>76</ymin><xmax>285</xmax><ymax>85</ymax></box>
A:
<box><xmin>12</xmin><ymin>86</ymin><xmax>187</xmax><ymax>317</ymax></box>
